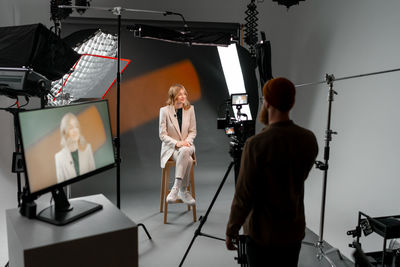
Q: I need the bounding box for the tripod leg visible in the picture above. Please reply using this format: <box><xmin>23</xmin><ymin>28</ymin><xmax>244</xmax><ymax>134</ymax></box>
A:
<box><xmin>320</xmin><ymin>252</ymin><xmax>337</xmax><ymax>267</ymax></box>
<box><xmin>179</xmin><ymin>161</ymin><xmax>235</xmax><ymax>267</ymax></box>
<box><xmin>137</xmin><ymin>223</ymin><xmax>152</xmax><ymax>240</ymax></box>
<box><xmin>325</xmin><ymin>247</ymin><xmax>343</xmax><ymax>260</ymax></box>
<box><xmin>179</xmin><ymin>231</ymin><xmax>198</xmax><ymax>267</ymax></box>
<box><xmin>302</xmin><ymin>240</ymin><xmax>316</xmax><ymax>247</ymax></box>
<box><xmin>314</xmin><ymin>243</ymin><xmax>344</xmax><ymax>267</ymax></box>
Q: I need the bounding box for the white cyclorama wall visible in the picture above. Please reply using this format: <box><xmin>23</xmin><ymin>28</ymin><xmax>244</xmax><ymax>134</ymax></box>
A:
<box><xmin>260</xmin><ymin>0</ymin><xmax>400</xmax><ymax>260</ymax></box>
<box><xmin>1</xmin><ymin>0</ymin><xmax>400</xmax><ymax>262</ymax></box>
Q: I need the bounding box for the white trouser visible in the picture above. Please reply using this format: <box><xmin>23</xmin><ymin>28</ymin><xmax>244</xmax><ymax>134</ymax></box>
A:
<box><xmin>172</xmin><ymin>146</ymin><xmax>195</xmax><ymax>188</ymax></box>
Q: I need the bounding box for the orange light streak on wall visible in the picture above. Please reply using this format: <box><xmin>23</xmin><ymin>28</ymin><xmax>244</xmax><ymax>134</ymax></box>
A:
<box><xmin>106</xmin><ymin>59</ymin><xmax>201</xmax><ymax>135</ymax></box>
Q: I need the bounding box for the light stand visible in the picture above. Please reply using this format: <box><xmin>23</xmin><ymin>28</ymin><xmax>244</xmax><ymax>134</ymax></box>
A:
<box><xmin>58</xmin><ymin>5</ymin><xmax>164</xmax><ymax>209</ymax></box>
<box><xmin>57</xmin><ymin>4</ymin><xmax>172</xmax><ymax>240</ymax></box>
<box><xmin>3</xmin><ymin>106</ymin><xmax>24</xmax><ymax>207</ymax></box>
<box><xmin>296</xmin><ymin>67</ymin><xmax>400</xmax><ymax>267</ymax></box>
<box><xmin>300</xmin><ymin>74</ymin><xmax>343</xmax><ymax>267</ymax></box>
<box><xmin>0</xmin><ymin>93</ymin><xmax>47</xmax><ymax>216</ymax></box>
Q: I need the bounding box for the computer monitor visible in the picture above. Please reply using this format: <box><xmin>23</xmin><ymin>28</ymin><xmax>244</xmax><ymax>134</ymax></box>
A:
<box><xmin>17</xmin><ymin>100</ymin><xmax>115</xmax><ymax>225</ymax></box>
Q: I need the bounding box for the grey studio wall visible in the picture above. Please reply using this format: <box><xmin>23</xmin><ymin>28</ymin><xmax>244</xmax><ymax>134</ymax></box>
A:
<box><xmin>2</xmin><ymin>0</ymin><xmax>400</xmax><ymax>263</ymax></box>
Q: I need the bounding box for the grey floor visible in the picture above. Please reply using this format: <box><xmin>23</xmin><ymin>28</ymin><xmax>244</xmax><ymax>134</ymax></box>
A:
<box><xmin>116</xmin><ymin>181</ymin><xmax>354</xmax><ymax>267</ymax></box>
<box><xmin>1</xmin><ymin>181</ymin><xmax>355</xmax><ymax>267</ymax></box>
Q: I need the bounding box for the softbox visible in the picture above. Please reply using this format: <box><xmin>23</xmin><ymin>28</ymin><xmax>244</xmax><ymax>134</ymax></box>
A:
<box><xmin>0</xmin><ymin>23</ymin><xmax>80</xmax><ymax>81</ymax></box>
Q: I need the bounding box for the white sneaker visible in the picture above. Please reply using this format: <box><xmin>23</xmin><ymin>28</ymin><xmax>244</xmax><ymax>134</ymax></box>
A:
<box><xmin>178</xmin><ymin>190</ymin><xmax>196</xmax><ymax>206</ymax></box>
<box><xmin>166</xmin><ymin>187</ymin><xmax>179</xmax><ymax>203</ymax></box>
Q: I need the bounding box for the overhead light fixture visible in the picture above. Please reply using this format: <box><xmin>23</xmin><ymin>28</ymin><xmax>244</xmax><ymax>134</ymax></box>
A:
<box><xmin>50</xmin><ymin>0</ymin><xmax>72</xmax><ymax>21</ymax></box>
<box><xmin>272</xmin><ymin>0</ymin><xmax>305</xmax><ymax>9</ymax></box>
<box><xmin>50</xmin><ymin>0</ymin><xmax>73</xmax><ymax>36</ymax></box>
<box><xmin>75</xmin><ymin>0</ymin><xmax>91</xmax><ymax>15</ymax></box>
<box><xmin>127</xmin><ymin>24</ymin><xmax>237</xmax><ymax>47</ymax></box>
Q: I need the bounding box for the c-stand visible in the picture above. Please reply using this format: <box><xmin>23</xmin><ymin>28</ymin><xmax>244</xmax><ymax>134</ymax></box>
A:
<box><xmin>3</xmin><ymin>106</ymin><xmax>24</xmax><ymax>207</ymax></box>
<box><xmin>54</xmin><ymin>4</ymin><xmax>189</xmax><ymax>241</ymax></box>
<box><xmin>297</xmin><ymin>67</ymin><xmax>400</xmax><ymax>266</ymax></box>
<box><xmin>0</xmin><ymin>93</ymin><xmax>45</xmax><ymax>208</ymax></box>
<box><xmin>300</xmin><ymin>74</ymin><xmax>343</xmax><ymax>267</ymax></box>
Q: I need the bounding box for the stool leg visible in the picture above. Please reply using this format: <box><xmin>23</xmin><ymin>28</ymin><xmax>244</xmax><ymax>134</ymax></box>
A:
<box><xmin>187</xmin><ymin>184</ymin><xmax>191</xmax><ymax>211</ymax></box>
<box><xmin>160</xmin><ymin>168</ymin><xmax>166</xmax><ymax>212</ymax></box>
<box><xmin>190</xmin><ymin>164</ymin><xmax>196</xmax><ymax>222</ymax></box>
<box><xmin>164</xmin><ymin>166</ymin><xmax>170</xmax><ymax>224</ymax></box>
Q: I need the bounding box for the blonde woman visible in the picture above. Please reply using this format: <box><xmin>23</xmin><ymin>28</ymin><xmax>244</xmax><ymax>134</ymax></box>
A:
<box><xmin>159</xmin><ymin>84</ymin><xmax>196</xmax><ymax>205</ymax></box>
<box><xmin>55</xmin><ymin>113</ymin><xmax>95</xmax><ymax>183</ymax></box>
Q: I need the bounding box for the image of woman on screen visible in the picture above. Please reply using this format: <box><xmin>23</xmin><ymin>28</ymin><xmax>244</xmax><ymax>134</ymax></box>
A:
<box><xmin>55</xmin><ymin>113</ymin><xmax>95</xmax><ymax>183</ymax></box>
<box><xmin>159</xmin><ymin>84</ymin><xmax>197</xmax><ymax>206</ymax></box>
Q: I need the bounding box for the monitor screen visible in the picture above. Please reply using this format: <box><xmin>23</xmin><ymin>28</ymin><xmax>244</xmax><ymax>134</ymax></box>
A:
<box><xmin>231</xmin><ymin>93</ymin><xmax>248</xmax><ymax>106</ymax></box>
<box><xmin>18</xmin><ymin>100</ymin><xmax>115</xmax><ymax>225</ymax></box>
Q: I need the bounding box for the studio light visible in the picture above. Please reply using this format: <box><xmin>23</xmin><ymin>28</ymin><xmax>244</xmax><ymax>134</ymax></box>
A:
<box><xmin>272</xmin><ymin>0</ymin><xmax>305</xmax><ymax>9</ymax></box>
<box><xmin>50</xmin><ymin>0</ymin><xmax>73</xmax><ymax>36</ymax></box>
<box><xmin>75</xmin><ymin>0</ymin><xmax>91</xmax><ymax>15</ymax></box>
<box><xmin>50</xmin><ymin>0</ymin><xmax>72</xmax><ymax>21</ymax></box>
<box><xmin>217</xmin><ymin>44</ymin><xmax>252</xmax><ymax>120</ymax></box>
<box><xmin>0</xmin><ymin>23</ymin><xmax>80</xmax><ymax>82</ymax></box>
<box><xmin>48</xmin><ymin>30</ymin><xmax>130</xmax><ymax>106</ymax></box>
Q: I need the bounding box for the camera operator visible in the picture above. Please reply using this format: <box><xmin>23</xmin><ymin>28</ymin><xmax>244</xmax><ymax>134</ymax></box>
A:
<box><xmin>225</xmin><ymin>77</ymin><xmax>318</xmax><ymax>267</ymax></box>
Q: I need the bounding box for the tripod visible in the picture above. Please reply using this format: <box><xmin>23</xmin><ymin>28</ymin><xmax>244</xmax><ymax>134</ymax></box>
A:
<box><xmin>179</xmin><ymin>160</ymin><xmax>235</xmax><ymax>267</ymax></box>
<box><xmin>179</xmin><ymin>136</ymin><xmax>244</xmax><ymax>266</ymax></box>
<box><xmin>180</xmin><ymin>101</ymin><xmax>252</xmax><ymax>266</ymax></box>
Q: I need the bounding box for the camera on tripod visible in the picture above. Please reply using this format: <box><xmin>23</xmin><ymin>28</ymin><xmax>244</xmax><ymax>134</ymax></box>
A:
<box><xmin>217</xmin><ymin>93</ymin><xmax>255</xmax><ymax>159</ymax></box>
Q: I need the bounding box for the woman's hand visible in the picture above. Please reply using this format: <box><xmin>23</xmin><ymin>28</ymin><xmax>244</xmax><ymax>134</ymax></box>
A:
<box><xmin>176</xmin><ymin>141</ymin><xmax>191</xmax><ymax>148</ymax></box>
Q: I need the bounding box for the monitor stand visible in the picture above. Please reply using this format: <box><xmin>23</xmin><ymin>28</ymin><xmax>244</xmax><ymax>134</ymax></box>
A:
<box><xmin>36</xmin><ymin>188</ymin><xmax>102</xmax><ymax>226</ymax></box>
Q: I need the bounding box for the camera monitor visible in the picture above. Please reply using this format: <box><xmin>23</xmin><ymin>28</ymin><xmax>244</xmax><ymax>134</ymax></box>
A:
<box><xmin>231</xmin><ymin>93</ymin><xmax>248</xmax><ymax>106</ymax></box>
<box><xmin>18</xmin><ymin>100</ymin><xmax>115</xmax><ymax>225</ymax></box>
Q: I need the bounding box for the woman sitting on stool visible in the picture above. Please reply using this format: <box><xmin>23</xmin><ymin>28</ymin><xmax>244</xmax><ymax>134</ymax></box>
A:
<box><xmin>159</xmin><ymin>84</ymin><xmax>196</xmax><ymax>205</ymax></box>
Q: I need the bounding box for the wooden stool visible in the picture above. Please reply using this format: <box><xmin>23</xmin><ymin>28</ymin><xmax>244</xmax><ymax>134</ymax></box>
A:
<box><xmin>160</xmin><ymin>158</ymin><xmax>196</xmax><ymax>224</ymax></box>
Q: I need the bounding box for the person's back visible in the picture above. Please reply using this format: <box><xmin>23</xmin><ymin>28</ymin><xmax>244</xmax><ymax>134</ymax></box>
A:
<box><xmin>243</xmin><ymin>120</ymin><xmax>318</xmax><ymax>246</ymax></box>
<box><xmin>226</xmin><ymin>77</ymin><xmax>319</xmax><ymax>267</ymax></box>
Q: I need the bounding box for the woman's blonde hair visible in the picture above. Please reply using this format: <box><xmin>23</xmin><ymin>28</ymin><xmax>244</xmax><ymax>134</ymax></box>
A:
<box><xmin>166</xmin><ymin>84</ymin><xmax>191</xmax><ymax>110</ymax></box>
<box><xmin>60</xmin><ymin>113</ymin><xmax>87</xmax><ymax>151</ymax></box>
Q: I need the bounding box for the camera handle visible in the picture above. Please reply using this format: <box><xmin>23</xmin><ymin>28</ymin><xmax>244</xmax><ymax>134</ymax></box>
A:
<box><xmin>235</xmin><ymin>104</ymin><xmax>248</xmax><ymax>122</ymax></box>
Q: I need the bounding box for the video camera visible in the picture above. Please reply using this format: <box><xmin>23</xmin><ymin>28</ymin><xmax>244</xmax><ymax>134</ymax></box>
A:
<box><xmin>217</xmin><ymin>93</ymin><xmax>255</xmax><ymax>159</ymax></box>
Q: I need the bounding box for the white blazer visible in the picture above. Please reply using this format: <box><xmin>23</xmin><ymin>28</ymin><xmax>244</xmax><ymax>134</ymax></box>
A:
<box><xmin>159</xmin><ymin>105</ymin><xmax>196</xmax><ymax>168</ymax></box>
<box><xmin>55</xmin><ymin>144</ymin><xmax>96</xmax><ymax>183</ymax></box>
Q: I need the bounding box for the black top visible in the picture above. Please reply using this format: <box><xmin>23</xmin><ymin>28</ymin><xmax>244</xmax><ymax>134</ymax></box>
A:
<box><xmin>176</xmin><ymin>108</ymin><xmax>182</xmax><ymax>132</ymax></box>
<box><xmin>71</xmin><ymin>150</ymin><xmax>80</xmax><ymax>176</ymax></box>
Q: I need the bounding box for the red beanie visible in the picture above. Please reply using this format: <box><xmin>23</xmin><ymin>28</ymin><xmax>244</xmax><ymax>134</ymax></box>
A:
<box><xmin>263</xmin><ymin>77</ymin><xmax>296</xmax><ymax>112</ymax></box>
